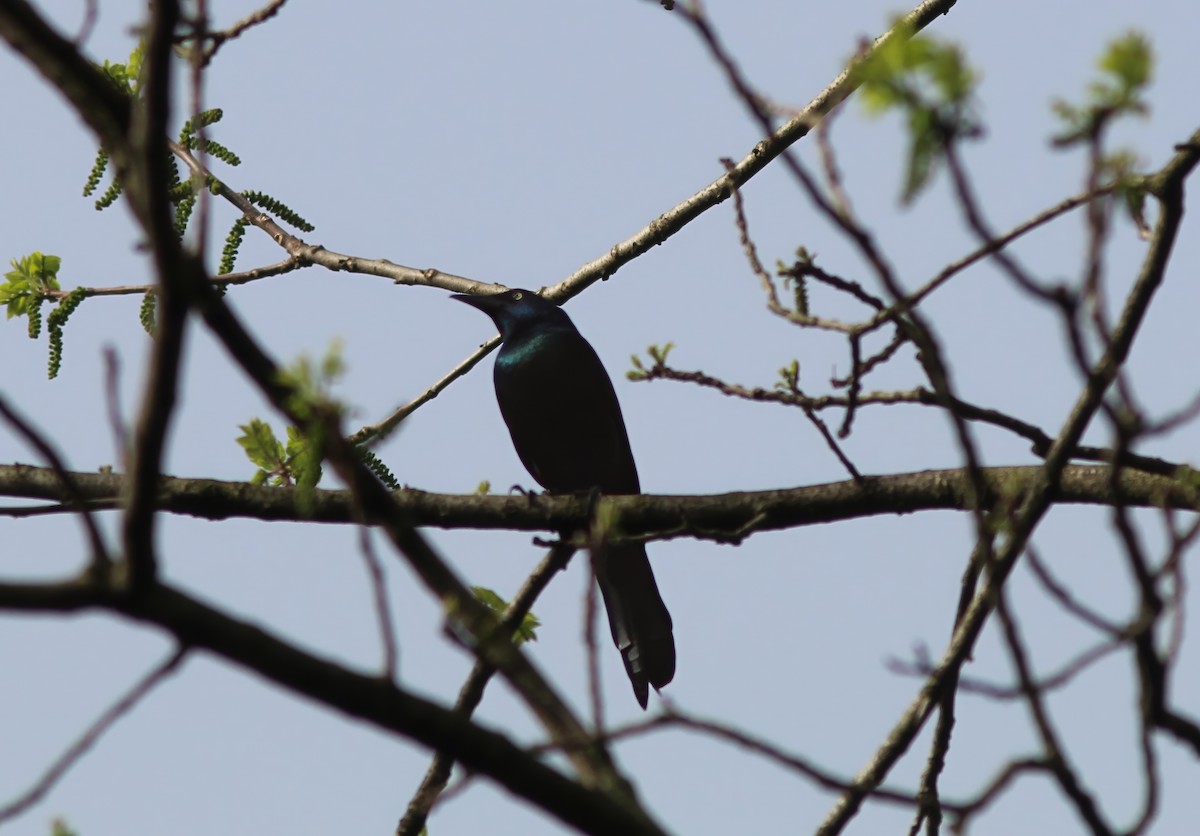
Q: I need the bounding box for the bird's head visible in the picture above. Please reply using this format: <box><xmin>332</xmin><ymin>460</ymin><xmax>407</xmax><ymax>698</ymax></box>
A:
<box><xmin>451</xmin><ymin>288</ymin><xmax>572</xmax><ymax>341</ymax></box>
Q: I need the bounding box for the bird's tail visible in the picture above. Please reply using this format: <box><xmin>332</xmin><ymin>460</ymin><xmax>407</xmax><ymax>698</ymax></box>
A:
<box><xmin>594</xmin><ymin>542</ymin><xmax>675</xmax><ymax>709</ymax></box>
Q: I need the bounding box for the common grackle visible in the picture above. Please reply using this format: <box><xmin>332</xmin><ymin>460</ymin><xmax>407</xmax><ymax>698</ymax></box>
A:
<box><xmin>453</xmin><ymin>288</ymin><xmax>675</xmax><ymax>708</ymax></box>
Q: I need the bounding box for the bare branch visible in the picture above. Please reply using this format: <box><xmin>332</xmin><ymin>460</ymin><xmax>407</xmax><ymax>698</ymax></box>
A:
<box><xmin>819</xmin><ymin>128</ymin><xmax>1200</xmax><ymax>834</ymax></box>
<box><xmin>3</xmin><ymin>463</ymin><xmax>1199</xmax><ymax>543</ymax></box>
<box><xmin>0</xmin><ymin>579</ymin><xmax>665</xmax><ymax>836</ymax></box>
<box><xmin>358</xmin><ymin>526</ymin><xmax>399</xmax><ymax>680</ymax></box>
<box><xmin>994</xmin><ymin>588</ymin><xmax>1113</xmax><ymax>834</ymax></box>
<box><xmin>0</xmin><ymin>647</ymin><xmax>187</xmax><ymax>826</ymax></box>
<box><xmin>397</xmin><ymin>543</ymin><xmax>575</xmax><ymax>836</ymax></box>
<box><xmin>195</xmin><ymin>0</ymin><xmax>290</xmax><ymax>65</ymax></box>
<box><xmin>0</xmin><ymin>399</ymin><xmax>110</xmax><ymax>568</ymax></box>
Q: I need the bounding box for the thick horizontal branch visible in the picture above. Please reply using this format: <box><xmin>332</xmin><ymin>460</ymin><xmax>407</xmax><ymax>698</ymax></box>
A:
<box><xmin>1</xmin><ymin>463</ymin><xmax>1193</xmax><ymax>543</ymax></box>
<box><xmin>0</xmin><ymin>578</ymin><xmax>662</xmax><ymax>836</ymax></box>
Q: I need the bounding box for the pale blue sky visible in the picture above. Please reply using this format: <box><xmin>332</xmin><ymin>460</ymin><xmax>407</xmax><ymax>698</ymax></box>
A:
<box><xmin>3</xmin><ymin>1</ymin><xmax>1199</xmax><ymax>834</ymax></box>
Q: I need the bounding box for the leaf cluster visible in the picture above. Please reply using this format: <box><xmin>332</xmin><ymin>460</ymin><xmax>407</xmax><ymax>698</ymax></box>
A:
<box><xmin>628</xmin><ymin>342</ymin><xmax>675</xmax><ymax>381</ymax></box>
<box><xmin>5</xmin><ymin>41</ymin><xmax>324</xmax><ymax>378</ymax></box>
<box><xmin>99</xmin><ymin>42</ymin><xmax>144</xmax><ymax>95</ymax></box>
<box><xmin>472</xmin><ymin>586</ymin><xmax>541</xmax><ymax>645</ymax></box>
<box><xmin>775</xmin><ymin>359</ymin><xmax>801</xmax><ymax>393</ymax></box>
<box><xmin>237</xmin><ymin>344</ymin><xmax>353</xmax><ymax>508</ymax></box>
<box><xmin>2</xmin><ymin>252</ymin><xmax>61</xmax><ymax>331</ymax></box>
<box><xmin>1051</xmin><ymin>32</ymin><xmax>1155</xmax><ymax>235</ymax></box>
<box><xmin>236</xmin><ymin>418</ymin><xmax>324</xmax><ymax>490</ymax></box>
<box><xmin>80</xmin><ymin>46</ymin><xmax>315</xmax><ymax>278</ymax></box>
<box><xmin>1052</xmin><ymin>31</ymin><xmax>1153</xmax><ymax>146</ymax></box>
<box><xmin>852</xmin><ymin>21</ymin><xmax>980</xmax><ymax>203</ymax></box>
<box><xmin>2</xmin><ymin>253</ymin><xmax>92</xmax><ymax>377</ymax></box>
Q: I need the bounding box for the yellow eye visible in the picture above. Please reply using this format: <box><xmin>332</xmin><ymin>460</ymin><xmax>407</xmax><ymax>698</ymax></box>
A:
<box><xmin>511</xmin><ymin>291</ymin><xmax>523</xmax><ymax>301</ymax></box>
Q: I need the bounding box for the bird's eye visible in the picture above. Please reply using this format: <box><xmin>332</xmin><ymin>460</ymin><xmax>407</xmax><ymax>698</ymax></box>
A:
<box><xmin>511</xmin><ymin>291</ymin><xmax>523</xmax><ymax>301</ymax></box>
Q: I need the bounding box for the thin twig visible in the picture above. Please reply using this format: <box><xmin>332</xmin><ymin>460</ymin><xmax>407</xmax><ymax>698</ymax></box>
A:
<box><xmin>0</xmin><ymin>395</ymin><xmax>110</xmax><ymax>568</ymax></box>
<box><xmin>358</xmin><ymin>526</ymin><xmax>399</xmax><ymax>680</ymax></box>
<box><xmin>40</xmin><ymin>257</ymin><xmax>304</xmax><ymax>298</ymax></box>
<box><xmin>864</xmin><ymin>186</ymin><xmax>1111</xmax><ymax>336</ymax></box>
<box><xmin>994</xmin><ymin>588</ymin><xmax>1113</xmax><ymax>834</ymax></box>
<box><xmin>102</xmin><ymin>347</ymin><xmax>128</xmax><ymax>470</ymax></box>
<box><xmin>1025</xmin><ymin>546</ymin><xmax>1123</xmax><ymax>637</ymax></box>
<box><xmin>0</xmin><ymin>647</ymin><xmax>187</xmax><ymax>825</ymax></box>
<box><xmin>198</xmin><ymin>0</ymin><xmax>290</xmax><ymax>65</ymax></box>
<box><xmin>396</xmin><ymin>544</ymin><xmax>575</xmax><ymax>836</ymax></box>
<box><xmin>558</xmin><ymin>706</ymin><xmax>947</xmax><ymax>814</ymax></box>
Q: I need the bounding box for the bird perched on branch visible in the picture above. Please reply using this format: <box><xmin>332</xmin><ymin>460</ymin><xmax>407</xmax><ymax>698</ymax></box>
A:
<box><xmin>453</xmin><ymin>287</ymin><xmax>675</xmax><ymax>708</ymax></box>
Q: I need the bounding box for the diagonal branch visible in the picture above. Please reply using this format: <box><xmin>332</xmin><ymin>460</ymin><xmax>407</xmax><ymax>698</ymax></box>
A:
<box><xmin>0</xmin><ymin>647</ymin><xmax>186</xmax><ymax>826</ymax></box>
<box><xmin>817</xmin><ymin>127</ymin><xmax>1200</xmax><ymax>834</ymax></box>
<box><xmin>0</xmin><ymin>401</ymin><xmax>109</xmax><ymax>568</ymax></box>
<box><xmin>0</xmin><ymin>578</ymin><xmax>665</xmax><ymax>836</ymax></box>
<box><xmin>397</xmin><ymin>542</ymin><xmax>576</xmax><ymax>836</ymax></box>
<box><xmin>352</xmin><ymin>0</ymin><xmax>966</xmax><ymax>444</ymax></box>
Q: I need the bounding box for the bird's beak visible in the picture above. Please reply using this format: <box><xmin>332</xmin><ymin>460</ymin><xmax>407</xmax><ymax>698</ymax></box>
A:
<box><xmin>451</xmin><ymin>292</ymin><xmax>504</xmax><ymax>313</ymax></box>
<box><xmin>451</xmin><ymin>291</ymin><xmax>510</xmax><ymax>334</ymax></box>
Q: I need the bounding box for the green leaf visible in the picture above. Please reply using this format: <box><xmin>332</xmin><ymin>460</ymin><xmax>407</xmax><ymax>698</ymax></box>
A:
<box><xmin>237</xmin><ymin>419</ymin><xmax>286</xmax><ymax>474</ymax></box>
<box><xmin>50</xmin><ymin>818</ymin><xmax>79</xmax><ymax>836</ymax></box>
<box><xmin>472</xmin><ymin>586</ymin><xmax>540</xmax><ymax>645</ymax></box>
<box><xmin>286</xmin><ymin>423</ymin><xmax>324</xmax><ymax>497</ymax></box>
<box><xmin>902</xmin><ymin>109</ymin><xmax>938</xmax><ymax>203</ymax></box>
<box><xmin>4</xmin><ymin>252</ymin><xmax>63</xmax><ymax>319</ymax></box>
<box><xmin>1051</xmin><ymin>32</ymin><xmax>1154</xmax><ymax>145</ymax></box>
<box><xmin>1100</xmin><ymin>31</ymin><xmax>1152</xmax><ymax>91</ymax></box>
<box><xmin>775</xmin><ymin>359</ymin><xmax>801</xmax><ymax>392</ymax></box>
<box><xmin>125</xmin><ymin>42</ymin><xmax>144</xmax><ymax>88</ymax></box>
<box><xmin>852</xmin><ymin>23</ymin><xmax>979</xmax><ymax>203</ymax></box>
<box><xmin>39</xmin><ymin>254</ymin><xmax>62</xmax><ymax>277</ymax></box>
<box><xmin>98</xmin><ymin>42</ymin><xmax>144</xmax><ymax>96</ymax></box>
<box><xmin>647</xmin><ymin>342</ymin><xmax>675</xmax><ymax>364</ymax></box>
<box><xmin>276</xmin><ymin>342</ymin><xmax>347</xmax><ymax>415</ymax></box>
<box><xmin>240</xmin><ymin>345</ymin><xmax>346</xmax><ymax>492</ymax></box>
<box><xmin>629</xmin><ymin>343</ymin><xmax>678</xmax><ymax>381</ymax></box>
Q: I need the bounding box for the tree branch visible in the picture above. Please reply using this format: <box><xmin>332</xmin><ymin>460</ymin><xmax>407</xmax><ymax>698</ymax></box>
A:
<box><xmin>0</xmin><ymin>647</ymin><xmax>186</xmax><ymax>825</ymax></box>
<box><xmin>397</xmin><ymin>543</ymin><xmax>576</xmax><ymax>835</ymax></box>
<box><xmin>2</xmin><ymin>463</ymin><xmax>1197</xmax><ymax>541</ymax></box>
<box><xmin>817</xmin><ymin>126</ymin><xmax>1200</xmax><ymax>834</ymax></box>
<box><xmin>0</xmin><ymin>578</ymin><xmax>665</xmax><ymax>836</ymax></box>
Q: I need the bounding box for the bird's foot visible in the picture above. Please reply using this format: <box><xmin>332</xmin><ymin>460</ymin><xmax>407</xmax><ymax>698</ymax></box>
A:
<box><xmin>509</xmin><ymin>484</ymin><xmax>541</xmax><ymax>505</ymax></box>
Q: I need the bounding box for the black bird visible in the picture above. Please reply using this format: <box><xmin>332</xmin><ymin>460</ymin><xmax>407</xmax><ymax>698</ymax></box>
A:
<box><xmin>453</xmin><ymin>288</ymin><xmax>675</xmax><ymax>708</ymax></box>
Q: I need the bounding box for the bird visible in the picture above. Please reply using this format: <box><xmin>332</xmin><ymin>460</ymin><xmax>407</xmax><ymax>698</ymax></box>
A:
<box><xmin>453</xmin><ymin>287</ymin><xmax>675</xmax><ymax>708</ymax></box>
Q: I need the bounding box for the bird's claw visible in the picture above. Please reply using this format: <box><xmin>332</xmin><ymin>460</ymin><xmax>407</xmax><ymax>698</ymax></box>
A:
<box><xmin>509</xmin><ymin>484</ymin><xmax>540</xmax><ymax>505</ymax></box>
